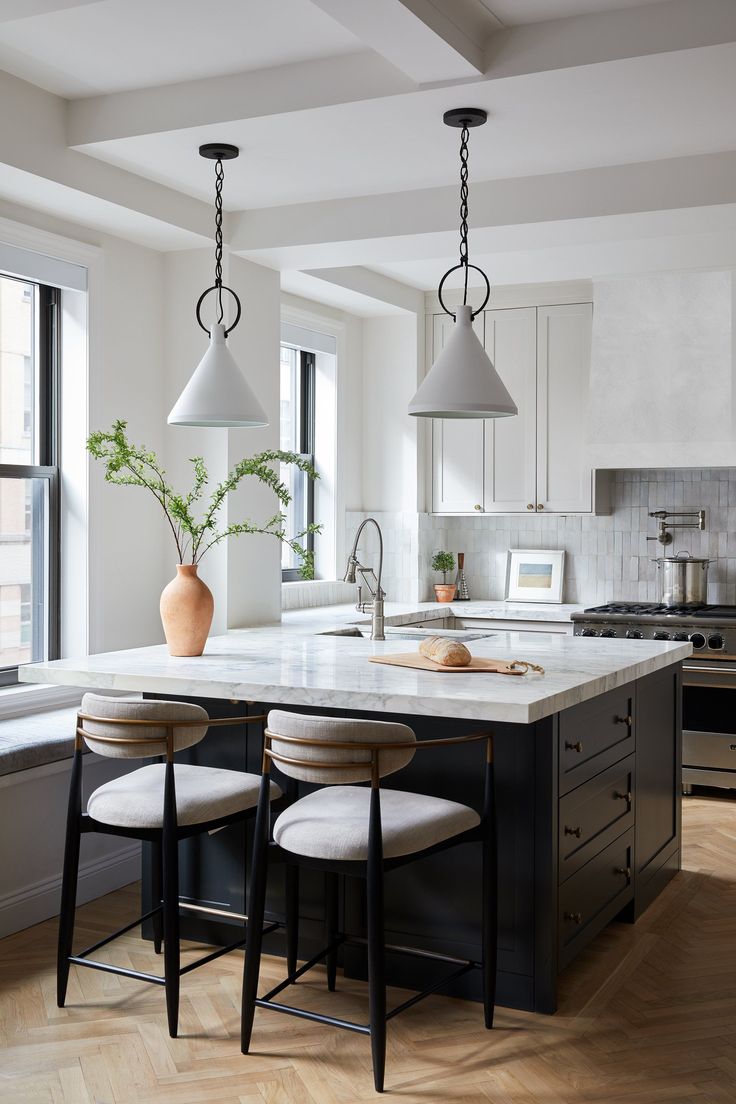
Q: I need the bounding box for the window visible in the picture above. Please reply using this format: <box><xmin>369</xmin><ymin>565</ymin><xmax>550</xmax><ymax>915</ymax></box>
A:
<box><xmin>280</xmin><ymin>342</ymin><xmax>315</xmax><ymax>580</ymax></box>
<box><xmin>0</xmin><ymin>274</ymin><xmax>59</xmax><ymax>683</ymax></box>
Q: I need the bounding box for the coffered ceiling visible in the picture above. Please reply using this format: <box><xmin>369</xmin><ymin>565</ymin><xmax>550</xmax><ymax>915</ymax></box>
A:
<box><xmin>1</xmin><ymin>0</ymin><xmax>735</xmax><ymax>313</ymax></box>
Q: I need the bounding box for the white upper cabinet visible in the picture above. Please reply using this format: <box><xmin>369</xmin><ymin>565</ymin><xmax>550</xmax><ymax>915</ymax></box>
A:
<box><xmin>536</xmin><ymin>303</ymin><xmax>593</xmax><ymax>513</ymax></box>
<box><xmin>483</xmin><ymin>307</ymin><xmax>537</xmax><ymax>514</ymax></box>
<box><xmin>430</xmin><ymin>298</ymin><xmax>600</xmax><ymax>515</ymax></box>
<box><xmin>431</xmin><ymin>311</ymin><xmax>485</xmax><ymax>514</ymax></box>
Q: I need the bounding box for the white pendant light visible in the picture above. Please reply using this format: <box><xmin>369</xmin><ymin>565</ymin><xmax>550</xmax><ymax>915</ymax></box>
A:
<box><xmin>168</xmin><ymin>143</ymin><xmax>268</xmax><ymax>429</ymax></box>
<box><xmin>408</xmin><ymin>109</ymin><xmax>517</xmax><ymax>420</ymax></box>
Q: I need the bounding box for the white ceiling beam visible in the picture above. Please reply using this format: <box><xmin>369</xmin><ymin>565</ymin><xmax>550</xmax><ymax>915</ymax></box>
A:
<box><xmin>67</xmin><ymin>51</ymin><xmax>413</xmax><ymax>147</ymax></box>
<box><xmin>309</xmin><ymin>0</ymin><xmax>484</xmax><ymax>81</ymax></box>
<box><xmin>0</xmin><ymin>0</ymin><xmax>101</xmax><ymax>21</ymax></box>
<box><xmin>482</xmin><ymin>0</ymin><xmax>736</xmax><ymax>81</ymax></box>
<box><xmin>301</xmin><ymin>266</ymin><xmax>424</xmax><ymax>313</ymax></box>
<box><xmin>0</xmin><ymin>69</ymin><xmax>213</xmax><ymax>242</ymax></box>
<box><xmin>230</xmin><ymin>150</ymin><xmax>736</xmax><ymax>267</ymax></box>
<box><xmin>65</xmin><ymin>0</ymin><xmax>736</xmax><ymax>150</ymax></box>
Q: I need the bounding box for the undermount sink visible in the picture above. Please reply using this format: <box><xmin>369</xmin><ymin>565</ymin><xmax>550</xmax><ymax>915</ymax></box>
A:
<box><xmin>320</xmin><ymin>625</ymin><xmax>496</xmax><ymax>642</ymax></box>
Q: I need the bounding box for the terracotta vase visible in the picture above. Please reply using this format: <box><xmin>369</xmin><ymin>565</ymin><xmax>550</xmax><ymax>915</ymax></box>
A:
<box><xmin>433</xmin><ymin>583</ymin><xmax>457</xmax><ymax>603</ymax></box>
<box><xmin>160</xmin><ymin>564</ymin><xmax>214</xmax><ymax>656</ymax></box>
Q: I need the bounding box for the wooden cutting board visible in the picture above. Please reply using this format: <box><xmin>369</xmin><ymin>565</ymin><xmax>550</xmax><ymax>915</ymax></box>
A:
<box><xmin>369</xmin><ymin>652</ymin><xmax>526</xmax><ymax>675</ymax></box>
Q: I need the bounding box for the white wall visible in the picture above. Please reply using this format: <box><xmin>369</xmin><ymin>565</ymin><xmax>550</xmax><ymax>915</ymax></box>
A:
<box><xmin>361</xmin><ymin>314</ymin><xmax>421</xmax><ymax>512</ymax></box>
<box><xmin>588</xmin><ymin>270</ymin><xmax>735</xmax><ymax>468</ymax></box>
<box><xmin>226</xmin><ymin>255</ymin><xmax>281</xmax><ymax>626</ymax></box>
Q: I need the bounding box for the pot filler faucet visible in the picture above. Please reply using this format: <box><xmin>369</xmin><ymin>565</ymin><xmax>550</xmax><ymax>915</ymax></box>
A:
<box><xmin>647</xmin><ymin>509</ymin><xmax>706</xmax><ymax>547</ymax></box>
<box><xmin>343</xmin><ymin>517</ymin><xmax>386</xmax><ymax>640</ymax></box>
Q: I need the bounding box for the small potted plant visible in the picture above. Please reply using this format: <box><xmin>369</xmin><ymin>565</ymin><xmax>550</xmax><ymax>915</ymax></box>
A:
<box><xmin>432</xmin><ymin>550</ymin><xmax>456</xmax><ymax>603</ymax></box>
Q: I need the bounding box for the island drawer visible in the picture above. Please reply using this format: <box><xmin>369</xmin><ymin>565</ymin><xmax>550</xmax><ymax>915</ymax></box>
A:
<box><xmin>558</xmin><ymin>756</ymin><xmax>635</xmax><ymax>882</ymax></box>
<box><xmin>559</xmin><ymin>686</ymin><xmax>634</xmax><ymax>794</ymax></box>
<box><xmin>558</xmin><ymin>828</ymin><xmax>633</xmax><ymax>968</ymax></box>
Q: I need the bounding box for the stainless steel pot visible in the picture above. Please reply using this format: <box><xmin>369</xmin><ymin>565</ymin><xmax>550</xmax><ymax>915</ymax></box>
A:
<box><xmin>653</xmin><ymin>551</ymin><xmax>712</xmax><ymax>606</ymax></box>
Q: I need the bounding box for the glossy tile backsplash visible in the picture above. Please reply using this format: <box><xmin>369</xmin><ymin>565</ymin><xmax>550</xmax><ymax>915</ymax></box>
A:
<box><xmin>348</xmin><ymin>468</ymin><xmax>736</xmax><ymax>606</ymax></box>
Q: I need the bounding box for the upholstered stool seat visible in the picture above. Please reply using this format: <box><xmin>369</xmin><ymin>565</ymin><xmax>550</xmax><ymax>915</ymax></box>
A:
<box><xmin>89</xmin><ymin>763</ymin><xmax>282</xmax><ymax>830</ymax></box>
<box><xmin>273</xmin><ymin>785</ymin><xmax>479</xmax><ymax>861</ymax></box>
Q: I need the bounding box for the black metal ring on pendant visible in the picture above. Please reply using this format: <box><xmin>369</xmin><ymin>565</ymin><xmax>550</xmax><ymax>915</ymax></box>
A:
<box><xmin>195</xmin><ymin>284</ymin><xmax>242</xmax><ymax>338</ymax></box>
<box><xmin>437</xmin><ymin>263</ymin><xmax>490</xmax><ymax>321</ymax></box>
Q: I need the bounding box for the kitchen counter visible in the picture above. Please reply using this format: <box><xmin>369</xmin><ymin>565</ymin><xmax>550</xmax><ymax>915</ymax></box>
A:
<box><xmin>22</xmin><ymin>602</ymin><xmax>687</xmax><ymax>1016</ymax></box>
<box><xmin>20</xmin><ymin>604</ymin><xmax>689</xmax><ymax>725</ymax></box>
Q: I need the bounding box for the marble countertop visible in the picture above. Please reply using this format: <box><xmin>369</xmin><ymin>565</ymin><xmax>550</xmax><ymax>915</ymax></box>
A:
<box><xmin>20</xmin><ymin>600</ymin><xmax>690</xmax><ymax>725</ymax></box>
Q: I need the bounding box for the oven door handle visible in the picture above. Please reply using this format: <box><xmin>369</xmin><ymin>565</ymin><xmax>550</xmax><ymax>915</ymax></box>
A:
<box><xmin>683</xmin><ymin>664</ymin><xmax>736</xmax><ymax>676</ymax></box>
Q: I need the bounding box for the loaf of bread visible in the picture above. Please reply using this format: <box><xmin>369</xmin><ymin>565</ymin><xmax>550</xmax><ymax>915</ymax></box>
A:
<box><xmin>419</xmin><ymin>636</ymin><xmax>471</xmax><ymax>667</ymax></box>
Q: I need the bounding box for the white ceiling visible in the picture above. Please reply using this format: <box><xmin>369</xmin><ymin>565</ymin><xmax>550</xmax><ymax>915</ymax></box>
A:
<box><xmin>77</xmin><ymin>43</ymin><xmax>736</xmax><ymax>211</ymax></box>
<box><xmin>0</xmin><ymin>0</ymin><xmax>360</xmax><ymax>97</ymax></box>
<box><xmin>1</xmin><ymin>0</ymin><xmax>735</xmax><ymax>313</ymax></box>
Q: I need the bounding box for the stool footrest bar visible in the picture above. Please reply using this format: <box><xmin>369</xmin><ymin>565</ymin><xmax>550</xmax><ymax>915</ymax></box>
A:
<box><xmin>179</xmin><ymin>922</ymin><xmax>278</xmax><ymax>976</ymax></box>
<box><xmin>68</xmin><ymin>956</ymin><xmax>165</xmax><ymax>985</ymax></box>
<box><xmin>260</xmin><ymin>936</ymin><xmax>346</xmax><ymax>1002</ymax></box>
<box><xmin>386</xmin><ymin>962</ymin><xmax>476</xmax><ymax>1020</ymax></box>
<box><xmin>75</xmin><ymin>906</ymin><xmax>162</xmax><ymax>959</ymax></box>
<box><xmin>254</xmin><ymin>999</ymin><xmax>370</xmax><ymax>1035</ymax></box>
<box><xmin>346</xmin><ymin>935</ymin><xmax>478</xmax><ymax>969</ymax></box>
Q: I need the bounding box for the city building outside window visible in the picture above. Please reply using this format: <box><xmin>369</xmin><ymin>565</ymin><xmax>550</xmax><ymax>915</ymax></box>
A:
<box><xmin>0</xmin><ymin>274</ymin><xmax>59</xmax><ymax>683</ymax></box>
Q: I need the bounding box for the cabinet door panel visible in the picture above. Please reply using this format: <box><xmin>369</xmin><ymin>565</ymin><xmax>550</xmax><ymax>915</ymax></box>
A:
<box><xmin>536</xmin><ymin>303</ymin><xmax>593</xmax><ymax>513</ymax></box>
<box><xmin>431</xmin><ymin>312</ymin><xmax>485</xmax><ymax>513</ymax></box>
<box><xmin>483</xmin><ymin>307</ymin><xmax>537</xmax><ymax>514</ymax></box>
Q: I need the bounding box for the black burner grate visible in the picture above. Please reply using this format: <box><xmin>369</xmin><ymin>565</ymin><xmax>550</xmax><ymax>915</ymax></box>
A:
<box><xmin>582</xmin><ymin>603</ymin><xmax>736</xmax><ymax>619</ymax></box>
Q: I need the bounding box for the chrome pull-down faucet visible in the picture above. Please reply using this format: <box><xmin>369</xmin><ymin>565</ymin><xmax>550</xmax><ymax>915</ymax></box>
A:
<box><xmin>344</xmin><ymin>517</ymin><xmax>386</xmax><ymax>640</ymax></box>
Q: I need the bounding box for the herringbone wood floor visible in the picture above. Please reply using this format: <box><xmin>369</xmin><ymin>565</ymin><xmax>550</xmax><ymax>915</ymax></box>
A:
<box><xmin>2</xmin><ymin>795</ymin><xmax>736</xmax><ymax>1103</ymax></box>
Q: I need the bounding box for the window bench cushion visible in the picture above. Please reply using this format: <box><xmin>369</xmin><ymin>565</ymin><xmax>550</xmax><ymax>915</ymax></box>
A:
<box><xmin>0</xmin><ymin>707</ymin><xmax>81</xmax><ymax>777</ymax></box>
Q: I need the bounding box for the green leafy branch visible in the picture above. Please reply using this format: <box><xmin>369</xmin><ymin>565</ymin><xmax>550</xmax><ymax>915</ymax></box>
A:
<box><xmin>87</xmin><ymin>420</ymin><xmax>321</xmax><ymax>575</ymax></box>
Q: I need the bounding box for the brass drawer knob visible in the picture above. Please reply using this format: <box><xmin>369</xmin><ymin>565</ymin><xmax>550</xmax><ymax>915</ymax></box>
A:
<box><xmin>527</xmin><ymin>503</ymin><xmax>534</xmax><ymax>510</ymax></box>
<box><xmin>537</xmin><ymin>503</ymin><xmax>544</xmax><ymax>510</ymax></box>
<box><xmin>615</xmin><ymin>715</ymin><xmax>633</xmax><ymax>726</ymax></box>
<box><xmin>564</xmin><ymin>825</ymin><xmax>582</xmax><ymax>838</ymax></box>
<box><xmin>615</xmin><ymin>866</ymin><xmax>632</xmax><ymax>882</ymax></box>
<box><xmin>614</xmin><ymin>790</ymin><xmax>632</xmax><ymax>804</ymax></box>
<box><xmin>564</xmin><ymin>911</ymin><xmax>583</xmax><ymax>925</ymax></box>
<box><xmin>565</xmin><ymin>740</ymin><xmax>583</xmax><ymax>753</ymax></box>
<box><xmin>474</xmin><ymin>503</ymin><xmax>482</xmax><ymax>511</ymax></box>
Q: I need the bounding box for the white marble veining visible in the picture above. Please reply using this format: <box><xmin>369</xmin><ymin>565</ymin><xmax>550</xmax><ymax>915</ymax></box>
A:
<box><xmin>20</xmin><ymin>602</ymin><xmax>690</xmax><ymax>725</ymax></box>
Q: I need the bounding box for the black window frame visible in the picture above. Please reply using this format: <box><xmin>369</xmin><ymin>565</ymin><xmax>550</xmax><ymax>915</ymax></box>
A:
<box><xmin>281</xmin><ymin>346</ymin><xmax>316</xmax><ymax>582</ymax></box>
<box><xmin>0</xmin><ymin>277</ymin><xmax>60</xmax><ymax>685</ymax></box>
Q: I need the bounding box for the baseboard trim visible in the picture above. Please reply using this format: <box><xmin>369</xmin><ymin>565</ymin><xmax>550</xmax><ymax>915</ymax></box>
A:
<box><xmin>0</xmin><ymin>843</ymin><xmax>140</xmax><ymax>939</ymax></box>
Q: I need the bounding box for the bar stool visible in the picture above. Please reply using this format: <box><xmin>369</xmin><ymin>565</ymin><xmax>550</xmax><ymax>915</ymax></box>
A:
<box><xmin>58</xmin><ymin>693</ymin><xmax>283</xmax><ymax>1037</ymax></box>
<box><xmin>240</xmin><ymin>710</ymin><xmax>496</xmax><ymax>1093</ymax></box>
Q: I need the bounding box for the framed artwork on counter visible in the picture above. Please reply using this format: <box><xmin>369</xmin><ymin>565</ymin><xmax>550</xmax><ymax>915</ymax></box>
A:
<box><xmin>505</xmin><ymin>549</ymin><xmax>565</xmax><ymax>603</ymax></box>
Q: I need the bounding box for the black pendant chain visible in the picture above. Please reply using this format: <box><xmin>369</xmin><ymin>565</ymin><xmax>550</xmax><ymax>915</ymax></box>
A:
<box><xmin>214</xmin><ymin>157</ymin><xmax>225</xmax><ymax>325</ymax></box>
<box><xmin>459</xmin><ymin>124</ymin><xmax>470</xmax><ymax>306</ymax></box>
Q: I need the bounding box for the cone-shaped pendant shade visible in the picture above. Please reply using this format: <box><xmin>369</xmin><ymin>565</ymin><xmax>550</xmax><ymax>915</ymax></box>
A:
<box><xmin>408</xmin><ymin>305</ymin><xmax>517</xmax><ymax>418</ymax></box>
<box><xmin>168</xmin><ymin>324</ymin><xmax>268</xmax><ymax>427</ymax></box>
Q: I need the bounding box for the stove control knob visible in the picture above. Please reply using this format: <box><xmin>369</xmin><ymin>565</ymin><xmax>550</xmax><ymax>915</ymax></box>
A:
<box><xmin>581</xmin><ymin>628</ymin><xmax>598</xmax><ymax>637</ymax></box>
<box><xmin>626</xmin><ymin>629</ymin><xmax>643</xmax><ymax>639</ymax></box>
<box><xmin>653</xmin><ymin>631</ymin><xmax>670</xmax><ymax>640</ymax></box>
<box><xmin>600</xmin><ymin>629</ymin><xmax>617</xmax><ymax>638</ymax></box>
<box><xmin>690</xmin><ymin>632</ymin><xmax>706</xmax><ymax>650</ymax></box>
<box><xmin>672</xmin><ymin>632</ymin><xmax>689</xmax><ymax>641</ymax></box>
<box><xmin>708</xmin><ymin>634</ymin><xmax>724</xmax><ymax>651</ymax></box>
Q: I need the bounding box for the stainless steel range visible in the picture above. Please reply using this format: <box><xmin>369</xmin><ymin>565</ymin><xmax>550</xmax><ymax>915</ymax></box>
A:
<box><xmin>572</xmin><ymin>603</ymin><xmax>736</xmax><ymax>793</ymax></box>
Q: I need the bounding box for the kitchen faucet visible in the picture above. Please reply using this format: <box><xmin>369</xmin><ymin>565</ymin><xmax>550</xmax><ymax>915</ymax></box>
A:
<box><xmin>343</xmin><ymin>517</ymin><xmax>386</xmax><ymax>640</ymax></box>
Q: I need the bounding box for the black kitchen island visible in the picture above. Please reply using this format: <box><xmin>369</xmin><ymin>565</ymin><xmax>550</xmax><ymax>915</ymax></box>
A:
<box><xmin>20</xmin><ymin>612</ymin><xmax>688</xmax><ymax>1015</ymax></box>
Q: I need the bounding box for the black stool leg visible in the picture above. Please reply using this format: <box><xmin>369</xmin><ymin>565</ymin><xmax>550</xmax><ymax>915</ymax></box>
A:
<box><xmin>162</xmin><ymin>763</ymin><xmax>180</xmax><ymax>1038</ymax></box>
<box><xmin>325</xmin><ymin>871</ymin><xmax>339</xmax><ymax>992</ymax></box>
<box><xmin>367</xmin><ymin>787</ymin><xmax>386</xmax><ymax>1093</ymax></box>
<box><xmin>151</xmin><ymin>839</ymin><xmax>163</xmax><ymax>954</ymax></box>
<box><xmin>57</xmin><ymin>748</ymin><xmax>83</xmax><ymax>1007</ymax></box>
<box><xmin>482</xmin><ymin>745</ymin><xmax>497</xmax><ymax>1029</ymax></box>
<box><xmin>285</xmin><ymin>863</ymin><xmax>299</xmax><ymax>977</ymax></box>
<box><xmin>241</xmin><ymin>772</ymin><xmax>272</xmax><ymax>1053</ymax></box>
